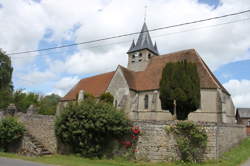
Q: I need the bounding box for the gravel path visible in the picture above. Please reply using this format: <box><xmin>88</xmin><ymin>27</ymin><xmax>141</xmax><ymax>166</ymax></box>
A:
<box><xmin>0</xmin><ymin>157</ymin><xmax>53</xmax><ymax>166</ymax></box>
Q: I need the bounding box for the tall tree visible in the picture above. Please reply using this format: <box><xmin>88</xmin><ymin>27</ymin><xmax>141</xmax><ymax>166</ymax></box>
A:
<box><xmin>159</xmin><ymin>60</ymin><xmax>200</xmax><ymax>120</ymax></box>
<box><xmin>0</xmin><ymin>49</ymin><xmax>13</xmax><ymax>91</ymax></box>
<box><xmin>0</xmin><ymin>49</ymin><xmax>13</xmax><ymax>109</ymax></box>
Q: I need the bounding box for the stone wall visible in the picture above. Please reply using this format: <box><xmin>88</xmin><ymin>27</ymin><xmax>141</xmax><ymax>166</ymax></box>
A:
<box><xmin>16</xmin><ymin>113</ymin><xmax>57</xmax><ymax>153</ymax></box>
<box><xmin>133</xmin><ymin>120</ymin><xmax>246</xmax><ymax>162</ymax></box>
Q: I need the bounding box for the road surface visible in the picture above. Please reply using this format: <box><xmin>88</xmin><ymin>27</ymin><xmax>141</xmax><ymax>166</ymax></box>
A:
<box><xmin>0</xmin><ymin>157</ymin><xmax>53</xmax><ymax>166</ymax></box>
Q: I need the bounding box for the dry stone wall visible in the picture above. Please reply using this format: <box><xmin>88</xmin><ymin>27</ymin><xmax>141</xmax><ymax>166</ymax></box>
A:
<box><xmin>16</xmin><ymin>113</ymin><xmax>57</xmax><ymax>153</ymax></box>
<box><xmin>133</xmin><ymin>120</ymin><xmax>246</xmax><ymax>162</ymax></box>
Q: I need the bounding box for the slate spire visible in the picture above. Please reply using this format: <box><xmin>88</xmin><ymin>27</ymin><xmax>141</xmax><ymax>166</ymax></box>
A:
<box><xmin>127</xmin><ymin>22</ymin><xmax>159</xmax><ymax>55</ymax></box>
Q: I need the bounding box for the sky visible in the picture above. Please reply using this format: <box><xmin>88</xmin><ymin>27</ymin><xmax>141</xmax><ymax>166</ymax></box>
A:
<box><xmin>0</xmin><ymin>0</ymin><xmax>250</xmax><ymax>108</ymax></box>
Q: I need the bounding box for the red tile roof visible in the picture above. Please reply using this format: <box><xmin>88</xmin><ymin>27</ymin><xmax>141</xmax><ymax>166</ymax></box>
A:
<box><xmin>61</xmin><ymin>49</ymin><xmax>229</xmax><ymax>101</ymax></box>
<box><xmin>61</xmin><ymin>71</ymin><xmax>115</xmax><ymax>101</ymax></box>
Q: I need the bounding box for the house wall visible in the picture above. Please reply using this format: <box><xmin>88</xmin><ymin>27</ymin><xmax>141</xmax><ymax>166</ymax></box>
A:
<box><xmin>131</xmin><ymin>89</ymin><xmax>229</xmax><ymax>123</ymax></box>
<box><xmin>106</xmin><ymin>67</ymin><xmax>130</xmax><ymax>114</ymax></box>
<box><xmin>189</xmin><ymin>89</ymin><xmax>222</xmax><ymax>123</ymax></box>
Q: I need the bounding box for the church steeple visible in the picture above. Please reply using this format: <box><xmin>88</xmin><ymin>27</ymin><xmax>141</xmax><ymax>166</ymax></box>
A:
<box><xmin>127</xmin><ymin>22</ymin><xmax>159</xmax><ymax>55</ymax></box>
<box><xmin>127</xmin><ymin>23</ymin><xmax>159</xmax><ymax>72</ymax></box>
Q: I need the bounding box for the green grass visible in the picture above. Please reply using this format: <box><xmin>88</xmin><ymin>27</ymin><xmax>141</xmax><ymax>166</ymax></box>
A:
<box><xmin>1</xmin><ymin>138</ymin><xmax>250</xmax><ymax>166</ymax></box>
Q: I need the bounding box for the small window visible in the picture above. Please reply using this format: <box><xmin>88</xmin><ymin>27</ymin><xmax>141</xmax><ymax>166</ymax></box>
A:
<box><xmin>139</xmin><ymin>53</ymin><xmax>142</xmax><ymax>57</ymax></box>
<box><xmin>148</xmin><ymin>54</ymin><xmax>151</xmax><ymax>59</ymax></box>
<box><xmin>144</xmin><ymin>95</ymin><xmax>149</xmax><ymax>109</ymax></box>
<box><xmin>132</xmin><ymin>55</ymin><xmax>135</xmax><ymax>59</ymax></box>
<box><xmin>131</xmin><ymin>60</ymin><xmax>135</xmax><ymax>63</ymax></box>
<box><xmin>138</xmin><ymin>59</ymin><xmax>142</xmax><ymax>62</ymax></box>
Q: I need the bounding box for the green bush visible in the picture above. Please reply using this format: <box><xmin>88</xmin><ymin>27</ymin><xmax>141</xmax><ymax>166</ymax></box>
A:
<box><xmin>171</xmin><ymin>121</ymin><xmax>207</xmax><ymax>162</ymax></box>
<box><xmin>99</xmin><ymin>92</ymin><xmax>114</xmax><ymax>104</ymax></box>
<box><xmin>38</xmin><ymin>94</ymin><xmax>60</xmax><ymax>115</ymax></box>
<box><xmin>55</xmin><ymin>99</ymin><xmax>131</xmax><ymax>157</ymax></box>
<box><xmin>0</xmin><ymin>117</ymin><xmax>25</xmax><ymax>151</ymax></box>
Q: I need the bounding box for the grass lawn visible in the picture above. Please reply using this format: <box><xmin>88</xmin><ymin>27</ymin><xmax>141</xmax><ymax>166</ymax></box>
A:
<box><xmin>1</xmin><ymin>138</ymin><xmax>250</xmax><ymax>166</ymax></box>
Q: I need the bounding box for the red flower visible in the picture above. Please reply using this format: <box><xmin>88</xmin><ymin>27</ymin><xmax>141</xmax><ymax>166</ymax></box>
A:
<box><xmin>132</xmin><ymin>126</ymin><xmax>140</xmax><ymax>135</ymax></box>
<box><xmin>120</xmin><ymin>141</ymin><xmax>132</xmax><ymax>148</ymax></box>
<box><xmin>131</xmin><ymin>135</ymin><xmax>138</xmax><ymax>140</ymax></box>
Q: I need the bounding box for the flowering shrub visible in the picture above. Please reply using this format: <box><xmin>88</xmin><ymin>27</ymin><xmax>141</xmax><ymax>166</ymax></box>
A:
<box><xmin>119</xmin><ymin>126</ymin><xmax>141</xmax><ymax>154</ymax></box>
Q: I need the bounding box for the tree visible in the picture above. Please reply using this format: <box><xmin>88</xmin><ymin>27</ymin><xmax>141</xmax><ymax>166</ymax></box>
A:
<box><xmin>99</xmin><ymin>92</ymin><xmax>114</xmax><ymax>104</ymax></box>
<box><xmin>12</xmin><ymin>90</ymin><xmax>39</xmax><ymax>112</ymax></box>
<box><xmin>55</xmin><ymin>99</ymin><xmax>131</xmax><ymax>157</ymax></box>
<box><xmin>0</xmin><ymin>49</ymin><xmax>13</xmax><ymax>91</ymax></box>
<box><xmin>38</xmin><ymin>93</ymin><xmax>60</xmax><ymax>115</ymax></box>
<box><xmin>159</xmin><ymin>60</ymin><xmax>200</xmax><ymax>120</ymax></box>
<box><xmin>0</xmin><ymin>49</ymin><xmax>13</xmax><ymax>109</ymax></box>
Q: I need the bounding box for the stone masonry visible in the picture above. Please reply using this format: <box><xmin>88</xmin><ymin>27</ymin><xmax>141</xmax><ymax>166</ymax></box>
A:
<box><xmin>134</xmin><ymin>120</ymin><xmax>246</xmax><ymax>162</ymax></box>
<box><xmin>16</xmin><ymin>112</ymin><xmax>57</xmax><ymax>153</ymax></box>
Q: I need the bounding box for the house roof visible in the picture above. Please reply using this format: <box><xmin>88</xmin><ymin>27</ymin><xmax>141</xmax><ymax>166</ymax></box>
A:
<box><xmin>61</xmin><ymin>71</ymin><xmax>115</xmax><ymax>101</ymax></box>
<box><xmin>121</xmin><ymin>49</ymin><xmax>229</xmax><ymax>94</ymax></box>
<box><xmin>127</xmin><ymin>22</ymin><xmax>159</xmax><ymax>55</ymax></box>
<box><xmin>61</xmin><ymin>49</ymin><xmax>230</xmax><ymax>101</ymax></box>
<box><xmin>236</xmin><ymin>108</ymin><xmax>250</xmax><ymax>118</ymax></box>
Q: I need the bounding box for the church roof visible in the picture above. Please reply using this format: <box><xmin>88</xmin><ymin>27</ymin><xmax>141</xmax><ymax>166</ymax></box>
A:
<box><xmin>61</xmin><ymin>49</ymin><xmax>230</xmax><ymax>101</ymax></box>
<box><xmin>127</xmin><ymin>22</ymin><xmax>159</xmax><ymax>55</ymax></box>
<box><xmin>61</xmin><ymin>71</ymin><xmax>115</xmax><ymax>101</ymax></box>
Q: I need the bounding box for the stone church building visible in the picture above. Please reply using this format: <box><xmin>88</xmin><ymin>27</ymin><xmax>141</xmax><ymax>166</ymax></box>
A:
<box><xmin>58</xmin><ymin>23</ymin><xmax>235</xmax><ymax>124</ymax></box>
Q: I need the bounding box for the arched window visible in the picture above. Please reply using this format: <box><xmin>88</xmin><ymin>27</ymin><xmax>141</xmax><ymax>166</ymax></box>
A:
<box><xmin>148</xmin><ymin>54</ymin><xmax>151</xmax><ymax>59</ymax></box>
<box><xmin>144</xmin><ymin>95</ymin><xmax>149</xmax><ymax>109</ymax></box>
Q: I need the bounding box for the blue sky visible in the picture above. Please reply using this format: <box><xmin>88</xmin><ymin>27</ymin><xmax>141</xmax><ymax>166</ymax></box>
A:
<box><xmin>1</xmin><ymin>0</ymin><xmax>250</xmax><ymax>107</ymax></box>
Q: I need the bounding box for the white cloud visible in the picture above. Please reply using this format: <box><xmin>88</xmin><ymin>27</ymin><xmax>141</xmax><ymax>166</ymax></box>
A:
<box><xmin>53</xmin><ymin>76</ymin><xmax>80</xmax><ymax>96</ymax></box>
<box><xmin>1</xmin><ymin>0</ymin><xmax>250</xmax><ymax>94</ymax></box>
<box><xmin>223</xmin><ymin>79</ymin><xmax>250</xmax><ymax>108</ymax></box>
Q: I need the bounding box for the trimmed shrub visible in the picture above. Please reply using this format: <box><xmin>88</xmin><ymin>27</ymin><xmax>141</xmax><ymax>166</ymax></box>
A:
<box><xmin>0</xmin><ymin>117</ymin><xmax>25</xmax><ymax>151</ymax></box>
<box><xmin>55</xmin><ymin>99</ymin><xmax>131</xmax><ymax>157</ymax></box>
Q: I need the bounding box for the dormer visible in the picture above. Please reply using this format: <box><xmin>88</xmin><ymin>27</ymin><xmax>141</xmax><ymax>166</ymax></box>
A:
<box><xmin>127</xmin><ymin>22</ymin><xmax>159</xmax><ymax>71</ymax></box>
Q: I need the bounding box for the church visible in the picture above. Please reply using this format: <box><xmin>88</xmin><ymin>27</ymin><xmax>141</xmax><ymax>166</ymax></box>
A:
<box><xmin>58</xmin><ymin>23</ymin><xmax>235</xmax><ymax>123</ymax></box>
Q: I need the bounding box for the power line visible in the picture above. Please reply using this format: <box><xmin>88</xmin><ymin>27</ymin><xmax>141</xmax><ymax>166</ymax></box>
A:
<box><xmin>7</xmin><ymin>8</ymin><xmax>250</xmax><ymax>56</ymax></box>
<box><xmin>11</xmin><ymin>16</ymin><xmax>250</xmax><ymax>59</ymax></box>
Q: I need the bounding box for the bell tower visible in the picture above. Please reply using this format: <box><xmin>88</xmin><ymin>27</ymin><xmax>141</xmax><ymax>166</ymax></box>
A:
<box><xmin>127</xmin><ymin>22</ymin><xmax>159</xmax><ymax>72</ymax></box>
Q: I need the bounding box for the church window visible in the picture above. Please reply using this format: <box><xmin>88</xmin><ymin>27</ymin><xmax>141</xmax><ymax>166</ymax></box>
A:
<box><xmin>139</xmin><ymin>53</ymin><xmax>142</xmax><ymax>57</ymax></box>
<box><xmin>148</xmin><ymin>54</ymin><xmax>151</xmax><ymax>59</ymax></box>
<box><xmin>144</xmin><ymin>95</ymin><xmax>149</xmax><ymax>109</ymax></box>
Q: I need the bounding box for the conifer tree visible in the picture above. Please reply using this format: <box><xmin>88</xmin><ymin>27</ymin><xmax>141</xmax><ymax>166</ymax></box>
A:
<box><xmin>159</xmin><ymin>60</ymin><xmax>200</xmax><ymax>120</ymax></box>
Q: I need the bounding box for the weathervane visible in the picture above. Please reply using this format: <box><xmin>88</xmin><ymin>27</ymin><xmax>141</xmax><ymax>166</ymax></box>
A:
<box><xmin>144</xmin><ymin>5</ymin><xmax>147</xmax><ymax>23</ymax></box>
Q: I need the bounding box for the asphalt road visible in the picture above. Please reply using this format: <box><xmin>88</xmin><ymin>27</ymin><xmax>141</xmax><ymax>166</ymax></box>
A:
<box><xmin>0</xmin><ymin>157</ymin><xmax>53</xmax><ymax>166</ymax></box>
<box><xmin>241</xmin><ymin>158</ymin><xmax>250</xmax><ymax>166</ymax></box>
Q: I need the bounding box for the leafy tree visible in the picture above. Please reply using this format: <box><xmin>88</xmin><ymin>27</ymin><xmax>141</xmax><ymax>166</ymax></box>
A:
<box><xmin>99</xmin><ymin>92</ymin><xmax>114</xmax><ymax>104</ymax></box>
<box><xmin>0</xmin><ymin>49</ymin><xmax>13</xmax><ymax>109</ymax></box>
<box><xmin>159</xmin><ymin>60</ymin><xmax>200</xmax><ymax>120</ymax></box>
<box><xmin>38</xmin><ymin>94</ymin><xmax>60</xmax><ymax>115</ymax></box>
<box><xmin>0</xmin><ymin>49</ymin><xmax>13</xmax><ymax>91</ymax></box>
<box><xmin>13</xmin><ymin>90</ymin><xmax>39</xmax><ymax>112</ymax></box>
<box><xmin>55</xmin><ymin>99</ymin><xmax>131</xmax><ymax>157</ymax></box>
<box><xmin>0</xmin><ymin>117</ymin><xmax>25</xmax><ymax>151</ymax></box>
